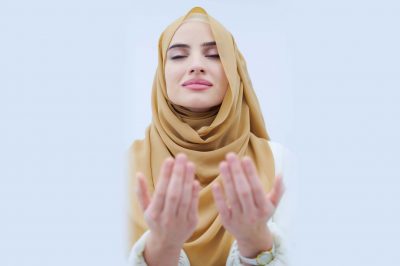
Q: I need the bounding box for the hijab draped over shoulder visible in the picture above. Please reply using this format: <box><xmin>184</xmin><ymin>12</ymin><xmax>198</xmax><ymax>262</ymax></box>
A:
<box><xmin>127</xmin><ymin>6</ymin><xmax>275</xmax><ymax>266</ymax></box>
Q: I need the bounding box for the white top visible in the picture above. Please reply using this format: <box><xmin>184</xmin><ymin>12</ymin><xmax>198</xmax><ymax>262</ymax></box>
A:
<box><xmin>127</xmin><ymin>141</ymin><xmax>298</xmax><ymax>265</ymax></box>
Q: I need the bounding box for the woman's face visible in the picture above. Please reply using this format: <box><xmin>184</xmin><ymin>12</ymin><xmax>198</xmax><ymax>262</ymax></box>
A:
<box><xmin>164</xmin><ymin>21</ymin><xmax>229</xmax><ymax>112</ymax></box>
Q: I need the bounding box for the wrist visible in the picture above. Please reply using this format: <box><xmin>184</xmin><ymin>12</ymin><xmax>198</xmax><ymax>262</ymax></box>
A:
<box><xmin>147</xmin><ymin>231</ymin><xmax>183</xmax><ymax>251</ymax></box>
<box><xmin>143</xmin><ymin>232</ymin><xmax>182</xmax><ymax>266</ymax></box>
<box><xmin>236</xmin><ymin>227</ymin><xmax>274</xmax><ymax>258</ymax></box>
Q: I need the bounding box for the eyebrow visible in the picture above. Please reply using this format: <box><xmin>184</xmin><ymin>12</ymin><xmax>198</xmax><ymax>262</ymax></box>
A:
<box><xmin>167</xmin><ymin>41</ymin><xmax>217</xmax><ymax>51</ymax></box>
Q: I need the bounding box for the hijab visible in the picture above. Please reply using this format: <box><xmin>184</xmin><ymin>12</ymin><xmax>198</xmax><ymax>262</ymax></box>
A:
<box><xmin>127</xmin><ymin>6</ymin><xmax>275</xmax><ymax>266</ymax></box>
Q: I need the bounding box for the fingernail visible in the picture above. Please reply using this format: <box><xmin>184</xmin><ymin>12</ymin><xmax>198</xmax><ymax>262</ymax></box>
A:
<box><xmin>225</xmin><ymin>154</ymin><xmax>232</xmax><ymax>162</ymax></box>
<box><xmin>177</xmin><ymin>153</ymin><xmax>187</xmax><ymax>161</ymax></box>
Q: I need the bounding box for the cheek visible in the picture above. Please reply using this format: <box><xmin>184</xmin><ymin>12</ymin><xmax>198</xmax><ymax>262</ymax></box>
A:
<box><xmin>165</xmin><ymin>64</ymin><xmax>184</xmax><ymax>90</ymax></box>
<box><xmin>214</xmin><ymin>65</ymin><xmax>229</xmax><ymax>93</ymax></box>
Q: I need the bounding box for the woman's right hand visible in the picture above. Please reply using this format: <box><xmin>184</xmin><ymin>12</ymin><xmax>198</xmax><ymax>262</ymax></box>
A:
<box><xmin>136</xmin><ymin>153</ymin><xmax>200</xmax><ymax>248</ymax></box>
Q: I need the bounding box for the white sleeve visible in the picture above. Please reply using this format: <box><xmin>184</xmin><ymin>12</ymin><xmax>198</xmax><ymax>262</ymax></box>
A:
<box><xmin>226</xmin><ymin>141</ymin><xmax>298</xmax><ymax>265</ymax></box>
<box><xmin>226</xmin><ymin>220</ymin><xmax>289</xmax><ymax>266</ymax></box>
<box><xmin>127</xmin><ymin>230</ymin><xmax>191</xmax><ymax>266</ymax></box>
<box><xmin>269</xmin><ymin>141</ymin><xmax>299</xmax><ymax>262</ymax></box>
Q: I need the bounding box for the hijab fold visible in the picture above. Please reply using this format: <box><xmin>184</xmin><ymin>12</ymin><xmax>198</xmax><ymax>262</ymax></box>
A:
<box><xmin>127</xmin><ymin>6</ymin><xmax>275</xmax><ymax>266</ymax></box>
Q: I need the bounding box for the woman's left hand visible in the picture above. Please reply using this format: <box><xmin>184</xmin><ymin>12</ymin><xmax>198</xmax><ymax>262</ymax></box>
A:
<box><xmin>211</xmin><ymin>152</ymin><xmax>285</xmax><ymax>257</ymax></box>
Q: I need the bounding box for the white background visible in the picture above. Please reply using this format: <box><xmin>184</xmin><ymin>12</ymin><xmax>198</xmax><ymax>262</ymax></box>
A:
<box><xmin>1</xmin><ymin>0</ymin><xmax>399</xmax><ymax>265</ymax></box>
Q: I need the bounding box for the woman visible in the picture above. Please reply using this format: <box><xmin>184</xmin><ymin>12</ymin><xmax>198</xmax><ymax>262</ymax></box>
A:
<box><xmin>127</xmin><ymin>6</ymin><xmax>295</xmax><ymax>266</ymax></box>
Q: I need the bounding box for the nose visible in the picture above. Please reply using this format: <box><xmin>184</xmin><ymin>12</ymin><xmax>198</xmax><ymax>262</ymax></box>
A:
<box><xmin>188</xmin><ymin>53</ymin><xmax>206</xmax><ymax>74</ymax></box>
<box><xmin>189</xmin><ymin>65</ymin><xmax>205</xmax><ymax>74</ymax></box>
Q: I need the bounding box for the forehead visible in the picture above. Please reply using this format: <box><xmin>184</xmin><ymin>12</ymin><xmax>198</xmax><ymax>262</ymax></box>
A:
<box><xmin>170</xmin><ymin>21</ymin><xmax>215</xmax><ymax>43</ymax></box>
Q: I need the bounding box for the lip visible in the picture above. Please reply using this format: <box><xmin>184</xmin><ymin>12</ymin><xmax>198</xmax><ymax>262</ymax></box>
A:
<box><xmin>183</xmin><ymin>84</ymin><xmax>212</xmax><ymax>91</ymax></box>
<box><xmin>182</xmin><ymin>78</ymin><xmax>213</xmax><ymax>86</ymax></box>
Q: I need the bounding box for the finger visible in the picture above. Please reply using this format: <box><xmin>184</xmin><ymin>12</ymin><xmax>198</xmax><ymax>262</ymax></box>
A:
<box><xmin>241</xmin><ymin>157</ymin><xmax>267</xmax><ymax>209</ymax></box>
<box><xmin>267</xmin><ymin>174</ymin><xmax>286</xmax><ymax>207</ymax></box>
<box><xmin>150</xmin><ymin>157</ymin><xmax>174</xmax><ymax>216</ymax></box>
<box><xmin>226</xmin><ymin>153</ymin><xmax>255</xmax><ymax>215</ymax></box>
<box><xmin>136</xmin><ymin>172</ymin><xmax>150</xmax><ymax>211</ymax></box>
<box><xmin>177</xmin><ymin>161</ymin><xmax>195</xmax><ymax>217</ymax></box>
<box><xmin>188</xmin><ymin>180</ymin><xmax>200</xmax><ymax>224</ymax></box>
<box><xmin>164</xmin><ymin>153</ymin><xmax>187</xmax><ymax>216</ymax></box>
<box><xmin>212</xmin><ymin>183</ymin><xmax>231</xmax><ymax>224</ymax></box>
<box><xmin>219</xmin><ymin>161</ymin><xmax>242</xmax><ymax>213</ymax></box>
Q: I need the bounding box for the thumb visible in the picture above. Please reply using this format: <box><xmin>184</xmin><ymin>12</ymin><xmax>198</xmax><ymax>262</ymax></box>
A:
<box><xmin>136</xmin><ymin>172</ymin><xmax>151</xmax><ymax>211</ymax></box>
<box><xmin>267</xmin><ymin>174</ymin><xmax>285</xmax><ymax>208</ymax></box>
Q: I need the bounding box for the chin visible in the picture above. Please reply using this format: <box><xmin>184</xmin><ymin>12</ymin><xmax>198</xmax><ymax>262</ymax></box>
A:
<box><xmin>180</xmin><ymin>102</ymin><xmax>213</xmax><ymax>111</ymax></box>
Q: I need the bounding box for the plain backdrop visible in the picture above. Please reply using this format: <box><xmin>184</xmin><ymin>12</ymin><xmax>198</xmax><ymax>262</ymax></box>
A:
<box><xmin>1</xmin><ymin>0</ymin><xmax>399</xmax><ymax>265</ymax></box>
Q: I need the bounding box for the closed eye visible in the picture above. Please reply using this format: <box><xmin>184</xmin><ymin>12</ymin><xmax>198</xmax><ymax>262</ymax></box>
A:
<box><xmin>206</xmin><ymin>54</ymin><xmax>220</xmax><ymax>59</ymax></box>
<box><xmin>170</xmin><ymin>54</ymin><xmax>220</xmax><ymax>60</ymax></box>
<box><xmin>171</xmin><ymin>55</ymin><xmax>187</xmax><ymax>60</ymax></box>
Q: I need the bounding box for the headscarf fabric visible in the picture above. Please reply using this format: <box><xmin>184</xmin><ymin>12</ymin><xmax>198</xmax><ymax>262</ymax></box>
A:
<box><xmin>127</xmin><ymin>6</ymin><xmax>275</xmax><ymax>266</ymax></box>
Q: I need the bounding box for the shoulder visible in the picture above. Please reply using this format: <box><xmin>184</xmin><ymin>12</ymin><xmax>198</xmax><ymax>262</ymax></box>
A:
<box><xmin>126</xmin><ymin>125</ymin><xmax>151</xmax><ymax>157</ymax></box>
<box><xmin>267</xmin><ymin>141</ymin><xmax>299</xmax><ymax>246</ymax></box>
<box><xmin>267</xmin><ymin>140</ymin><xmax>296</xmax><ymax>178</ymax></box>
<box><xmin>125</xmin><ymin>138</ymin><xmax>148</xmax><ymax>178</ymax></box>
<box><xmin>126</xmin><ymin>138</ymin><xmax>146</xmax><ymax>159</ymax></box>
<box><xmin>267</xmin><ymin>141</ymin><xmax>286</xmax><ymax>166</ymax></box>
<box><xmin>267</xmin><ymin>140</ymin><xmax>293</xmax><ymax>159</ymax></box>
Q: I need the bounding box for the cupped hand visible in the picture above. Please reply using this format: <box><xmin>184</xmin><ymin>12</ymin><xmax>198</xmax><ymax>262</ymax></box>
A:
<box><xmin>136</xmin><ymin>153</ymin><xmax>200</xmax><ymax>248</ymax></box>
<box><xmin>211</xmin><ymin>152</ymin><xmax>285</xmax><ymax>243</ymax></box>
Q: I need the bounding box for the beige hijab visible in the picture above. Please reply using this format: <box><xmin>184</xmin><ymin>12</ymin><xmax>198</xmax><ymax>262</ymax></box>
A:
<box><xmin>127</xmin><ymin>6</ymin><xmax>275</xmax><ymax>266</ymax></box>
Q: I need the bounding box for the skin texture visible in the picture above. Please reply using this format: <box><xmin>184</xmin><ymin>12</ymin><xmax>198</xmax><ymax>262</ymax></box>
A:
<box><xmin>212</xmin><ymin>153</ymin><xmax>285</xmax><ymax>260</ymax></box>
<box><xmin>136</xmin><ymin>153</ymin><xmax>285</xmax><ymax>265</ymax></box>
<box><xmin>135</xmin><ymin>20</ymin><xmax>286</xmax><ymax>266</ymax></box>
<box><xmin>137</xmin><ymin>154</ymin><xmax>200</xmax><ymax>266</ymax></box>
<box><xmin>164</xmin><ymin>21</ymin><xmax>229</xmax><ymax>112</ymax></box>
